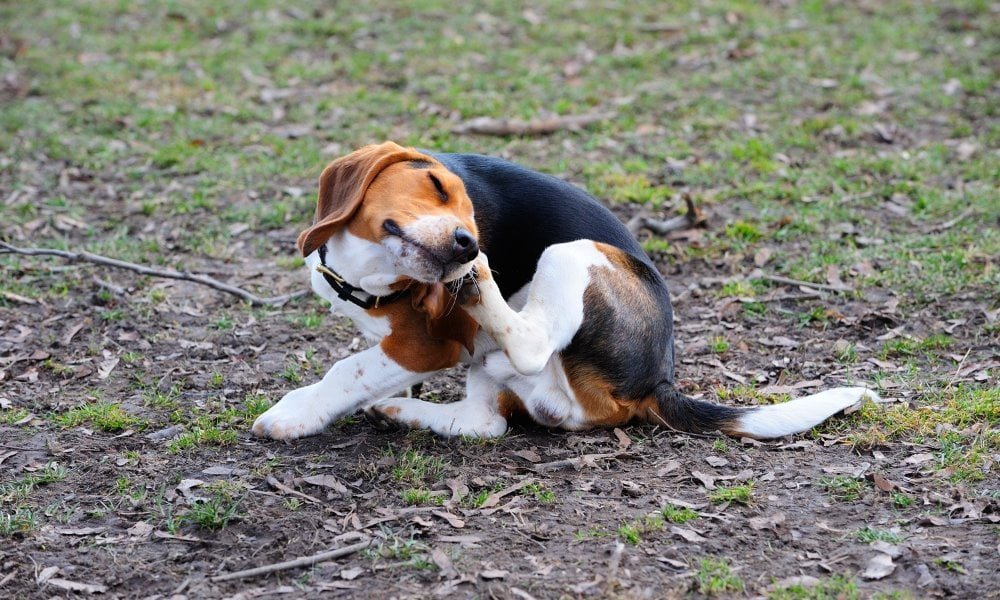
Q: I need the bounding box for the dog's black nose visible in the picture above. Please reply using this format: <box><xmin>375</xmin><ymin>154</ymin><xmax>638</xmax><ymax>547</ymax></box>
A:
<box><xmin>451</xmin><ymin>227</ymin><xmax>479</xmax><ymax>263</ymax></box>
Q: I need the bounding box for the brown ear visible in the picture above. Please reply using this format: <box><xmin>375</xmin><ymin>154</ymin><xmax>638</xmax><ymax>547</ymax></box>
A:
<box><xmin>411</xmin><ymin>283</ymin><xmax>480</xmax><ymax>355</ymax></box>
<box><xmin>297</xmin><ymin>141</ymin><xmax>433</xmax><ymax>256</ymax></box>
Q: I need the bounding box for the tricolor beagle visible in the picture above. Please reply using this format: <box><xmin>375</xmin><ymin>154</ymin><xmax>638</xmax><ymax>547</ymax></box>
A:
<box><xmin>252</xmin><ymin>142</ymin><xmax>877</xmax><ymax>440</ymax></box>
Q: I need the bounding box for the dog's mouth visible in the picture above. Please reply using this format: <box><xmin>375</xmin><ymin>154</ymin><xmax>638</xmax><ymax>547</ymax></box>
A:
<box><xmin>383</xmin><ymin>219</ymin><xmax>478</xmax><ymax>283</ymax></box>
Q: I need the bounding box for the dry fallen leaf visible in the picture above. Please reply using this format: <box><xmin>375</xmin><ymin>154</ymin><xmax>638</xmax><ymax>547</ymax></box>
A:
<box><xmin>748</xmin><ymin>512</ymin><xmax>786</xmax><ymax>531</ymax></box>
<box><xmin>612</xmin><ymin>428</ymin><xmax>632</xmax><ymax>450</ymax></box>
<box><xmin>431</xmin><ymin>548</ymin><xmax>458</xmax><ymax>579</ymax></box>
<box><xmin>690</xmin><ymin>470</ymin><xmax>716</xmax><ymax>489</ymax></box>
<box><xmin>203</xmin><ymin>466</ymin><xmax>249</xmax><ymax>476</ymax></box>
<box><xmin>340</xmin><ymin>567</ymin><xmax>364</xmax><ymax>581</ymax></box>
<box><xmin>862</xmin><ymin>553</ymin><xmax>895</xmax><ymax>580</ymax></box>
<box><xmin>670</xmin><ymin>526</ymin><xmax>708</xmax><ymax>543</ymax></box>
<box><xmin>512</xmin><ymin>449</ymin><xmax>541</xmax><ymax>463</ymax></box>
<box><xmin>657</xmin><ymin>460</ymin><xmax>681</xmax><ymax>476</ymax></box>
<box><xmin>301</xmin><ymin>474</ymin><xmax>349</xmax><ymax>496</ymax></box>
<box><xmin>480</xmin><ymin>569</ymin><xmax>508</xmax><ymax>580</ymax></box>
<box><xmin>872</xmin><ymin>472</ymin><xmax>897</xmax><ymax>492</ymax></box>
<box><xmin>705</xmin><ymin>456</ymin><xmax>729</xmax><ymax>467</ymax></box>
<box><xmin>127</xmin><ymin>521</ymin><xmax>155</xmax><ymax>537</ymax></box>
<box><xmin>46</xmin><ymin>578</ymin><xmax>109</xmax><ymax>594</ymax></box>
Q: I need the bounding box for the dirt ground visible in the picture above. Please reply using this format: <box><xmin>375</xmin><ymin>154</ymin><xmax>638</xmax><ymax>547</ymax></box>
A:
<box><xmin>2</xmin><ymin>1</ymin><xmax>998</xmax><ymax>599</ymax></box>
<box><xmin>2</xmin><ymin>188</ymin><xmax>997</xmax><ymax>598</ymax></box>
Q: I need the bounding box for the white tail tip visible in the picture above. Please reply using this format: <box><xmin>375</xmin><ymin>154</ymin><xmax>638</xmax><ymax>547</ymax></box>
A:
<box><xmin>734</xmin><ymin>387</ymin><xmax>879</xmax><ymax>439</ymax></box>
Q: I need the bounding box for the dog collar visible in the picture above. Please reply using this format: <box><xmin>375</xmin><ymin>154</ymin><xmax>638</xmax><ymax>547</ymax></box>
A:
<box><xmin>316</xmin><ymin>244</ymin><xmax>408</xmax><ymax>310</ymax></box>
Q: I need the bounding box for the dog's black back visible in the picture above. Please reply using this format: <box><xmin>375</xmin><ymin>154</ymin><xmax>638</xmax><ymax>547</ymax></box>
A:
<box><xmin>431</xmin><ymin>153</ymin><xmax>649</xmax><ymax>297</ymax></box>
<box><xmin>432</xmin><ymin>152</ymin><xmax>678</xmax><ymax>392</ymax></box>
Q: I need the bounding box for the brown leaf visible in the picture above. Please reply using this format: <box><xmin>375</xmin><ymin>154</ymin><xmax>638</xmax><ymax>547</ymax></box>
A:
<box><xmin>656</xmin><ymin>460</ymin><xmax>681</xmax><ymax>476</ymax></box>
<box><xmin>690</xmin><ymin>470</ymin><xmax>716</xmax><ymax>489</ymax></box>
<box><xmin>902</xmin><ymin>453</ymin><xmax>934</xmax><ymax>466</ymax></box>
<box><xmin>871</xmin><ymin>472</ymin><xmax>896</xmax><ymax>492</ymax></box>
<box><xmin>432</xmin><ymin>510</ymin><xmax>465</xmax><ymax>529</ymax></box>
<box><xmin>46</xmin><ymin>578</ymin><xmax>108</xmax><ymax>594</ymax></box>
<box><xmin>301</xmin><ymin>474</ymin><xmax>350</xmax><ymax>497</ymax></box>
<box><xmin>479</xmin><ymin>480</ymin><xmax>532</xmax><ymax>509</ymax></box>
<box><xmin>670</xmin><ymin>526</ymin><xmax>708</xmax><ymax>543</ymax></box>
<box><xmin>431</xmin><ymin>548</ymin><xmax>458</xmax><ymax>579</ymax></box>
<box><xmin>55</xmin><ymin>527</ymin><xmax>106</xmax><ymax>536</ymax></box>
<box><xmin>512</xmin><ymin>449</ymin><xmax>541</xmax><ymax>463</ymax></box>
<box><xmin>127</xmin><ymin>521</ymin><xmax>154</xmax><ymax>537</ymax></box>
<box><xmin>480</xmin><ymin>569</ymin><xmax>508</xmax><ymax>580</ymax></box>
<box><xmin>748</xmin><ymin>512</ymin><xmax>786</xmax><ymax>531</ymax></box>
<box><xmin>612</xmin><ymin>428</ymin><xmax>632</xmax><ymax>450</ymax></box>
<box><xmin>754</xmin><ymin>247</ymin><xmax>772</xmax><ymax>267</ymax></box>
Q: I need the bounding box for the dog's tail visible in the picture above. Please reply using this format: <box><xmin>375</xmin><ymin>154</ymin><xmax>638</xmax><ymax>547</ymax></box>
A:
<box><xmin>651</xmin><ymin>384</ymin><xmax>878</xmax><ymax>439</ymax></box>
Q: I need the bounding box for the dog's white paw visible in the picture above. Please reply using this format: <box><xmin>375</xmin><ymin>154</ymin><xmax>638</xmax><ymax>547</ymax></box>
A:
<box><xmin>252</xmin><ymin>385</ymin><xmax>329</xmax><ymax>440</ymax></box>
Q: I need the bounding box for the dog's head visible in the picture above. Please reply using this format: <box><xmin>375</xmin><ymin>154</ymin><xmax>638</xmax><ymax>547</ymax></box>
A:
<box><xmin>298</xmin><ymin>141</ymin><xmax>479</xmax><ymax>286</ymax></box>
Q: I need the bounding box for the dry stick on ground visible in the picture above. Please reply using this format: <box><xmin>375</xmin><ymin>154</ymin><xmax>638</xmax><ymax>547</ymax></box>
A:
<box><xmin>0</xmin><ymin>241</ymin><xmax>307</xmax><ymax>306</ymax></box>
<box><xmin>209</xmin><ymin>539</ymin><xmax>373</xmax><ymax>583</ymax></box>
<box><xmin>452</xmin><ymin>112</ymin><xmax>614</xmax><ymax>136</ymax></box>
<box><xmin>754</xmin><ymin>273</ymin><xmax>853</xmax><ymax>293</ymax></box>
<box><xmin>627</xmin><ymin>193</ymin><xmax>707</xmax><ymax>237</ymax></box>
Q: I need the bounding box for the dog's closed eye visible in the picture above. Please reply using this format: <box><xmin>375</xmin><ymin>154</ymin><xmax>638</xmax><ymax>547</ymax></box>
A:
<box><xmin>428</xmin><ymin>173</ymin><xmax>448</xmax><ymax>203</ymax></box>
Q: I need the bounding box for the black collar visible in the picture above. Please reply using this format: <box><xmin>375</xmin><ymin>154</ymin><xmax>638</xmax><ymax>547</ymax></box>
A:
<box><xmin>316</xmin><ymin>244</ymin><xmax>409</xmax><ymax>310</ymax></box>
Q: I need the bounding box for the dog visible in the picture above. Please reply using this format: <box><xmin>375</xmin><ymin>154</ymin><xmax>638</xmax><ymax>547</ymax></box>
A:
<box><xmin>252</xmin><ymin>141</ymin><xmax>877</xmax><ymax>440</ymax></box>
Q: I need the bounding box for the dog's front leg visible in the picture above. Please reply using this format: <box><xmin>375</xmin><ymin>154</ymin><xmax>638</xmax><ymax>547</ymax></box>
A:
<box><xmin>464</xmin><ymin>243</ymin><xmax>600</xmax><ymax>376</ymax></box>
<box><xmin>253</xmin><ymin>345</ymin><xmax>428</xmax><ymax>440</ymax></box>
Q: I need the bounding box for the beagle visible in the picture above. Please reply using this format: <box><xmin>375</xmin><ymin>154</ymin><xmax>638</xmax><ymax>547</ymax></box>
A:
<box><xmin>252</xmin><ymin>142</ymin><xmax>877</xmax><ymax>440</ymax></box>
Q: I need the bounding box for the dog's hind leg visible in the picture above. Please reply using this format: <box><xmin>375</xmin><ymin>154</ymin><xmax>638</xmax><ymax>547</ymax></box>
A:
<box><xmin>464</xmin><ymin>240</ymin><xmax>611</xmax><ymax>376</ymax></box>
<box><xmin>364</xmin><ymin>364</ymin><xmax>509</xmax><ymax>438</ymax></box>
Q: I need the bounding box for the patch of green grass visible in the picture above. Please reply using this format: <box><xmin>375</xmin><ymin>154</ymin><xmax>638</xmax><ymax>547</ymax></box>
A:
<box><xmin>724</xmin><ymin>220</ymin><xmax>765</xmax><ymax>244</ymax></box>
<box><xmin>878</xmin><ymin>335</ymin><xmax>953</xmax><ymax>360</ymax></box>
<box><xmin>167</xmin><ymin>425</ymin><xmax>238</xmax><ymax>453</ymax></box>
<box><xmin>769</xmin><ymin>574</ymin><xmax>859</xmax><ymax>600</ymax></box>
<box><xmin>662</xmin><ymin>504</ymin><xmax>699</xmax><ymax>525</ymax></box>
<box><xmin>0</xmin><ymin>407</ymin><xmax>31</xmax><ymax>425</ymax></box>
<box><xmin>891</xmin><ymin>491</ymin><xmax>914</xmax><ymax>508</ymax></box>
<box><xmin>842</xmin><ymin>385</ymin><xmax>997</xmax><ymax>480</ymax></box>
<box><xmin>617</xmin><ymin>512</ymin><xmax>665</xmax><ymax>545</ymax></box>
<box><xmin>0</xmin><ymin>507</ymin><xmax>40</xmax><ymax>537</ymax></box>
<box><xmin>695</xmin><ymin>557</ymin><xmax>744</xmax><ymax>596</ymax></box>
<box><xmin>522</xmin><ymin>483</ymin><xmax>556</xmax><ymax>504</ymax></box>
<box><xmin>856</xmin><ymin>526</ymin><xmax>902</xmax><ymax>544</ymax></box>
<box><xmin>574</xmin><ymin>526</ymin><xmax>610</xmax><ymax>541</ymax></box>
<box><xmin>401</xmin><ymin>488</ymin><xmax>443</xmax><ymax>506</ymax></box>
<box><xmin>387</xmin><ymin>447</ymin><xmax>447</xmax><ymax>486</ymax></box>
<box><xmin>708</xmin><ymin>481</ymin><xmax>755</xmax><ymax>505</ymax></box>
<box><xmin>818</xmin><ymin>476</ymin><xmax>865</xmax><ymax>502</ymax></box>
<box><xmin>716</xmin><ymin>384</ymin><xmax>790</xmax><ymax>406</ymax></box>
<box><xmin>53</xmin><ymin>401</ymin><xmax>146</xmax><ymax>432</ymax></box>
<box><xmin>182</xmin><ymin>482</ymin><xmax>244</xmax><ymax>530</ymax></box>
<box><xmin>709</xmin><ymin>336</ymin><xmax>730</xmax><ymax>354</ymax></box>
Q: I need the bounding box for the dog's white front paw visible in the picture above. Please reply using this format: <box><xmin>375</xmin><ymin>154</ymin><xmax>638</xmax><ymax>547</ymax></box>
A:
<box><xmin>252</xmin><ymin>385</ymin><xmax>329</xmax><ymax>440</ymax></box>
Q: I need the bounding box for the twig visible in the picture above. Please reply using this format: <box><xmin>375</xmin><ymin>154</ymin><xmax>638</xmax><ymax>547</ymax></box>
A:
<box><xmin>453</xmin><ymin>112</ymin><xmax>614</xmax><ymax>136</ymax></box>
<box><xmin>755</xmin><ymin>273</ymin><xmax>853</xmax><ymax>293</ymax></box>
<box><xmin>209</xmin><ymin>539</ymin><xmax>372</xmax><ymax>582</ymax></box>
<box><xmin>627</xmin><ymin>193</ymin><xmax>706</xmax><ymax>236</ymax></box>
<box><xmin>924</xmin><ymin>208</ymin><xmax>975</xmax><ymax>234</ymax></box>
<box><xmin>0</xmin><ymin>241</ymin><xmax>307</xmax><ymax>306</ymax></box>
<box><xmin>531</xmin><ymin>452</ymin><xmax>623</xmax><ymax>473</ymax></box>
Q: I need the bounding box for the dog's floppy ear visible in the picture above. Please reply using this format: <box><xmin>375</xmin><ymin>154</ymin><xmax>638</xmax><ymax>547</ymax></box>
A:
<box><xmin>297</xmin><ymin>141</ymin><xmax>432</xmax><ymax>256</ymax></box>
<box><xmin>411</xmin><ymin>283</ymin><xmax>479</xmax><ymax>355</ymax></box>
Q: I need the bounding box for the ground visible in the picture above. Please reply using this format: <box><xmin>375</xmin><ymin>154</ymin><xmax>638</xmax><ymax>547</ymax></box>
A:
<box><xmin>1</xmin><ymin>1</ymin><xmax>998</xmax><ymax>598</ymax></box>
